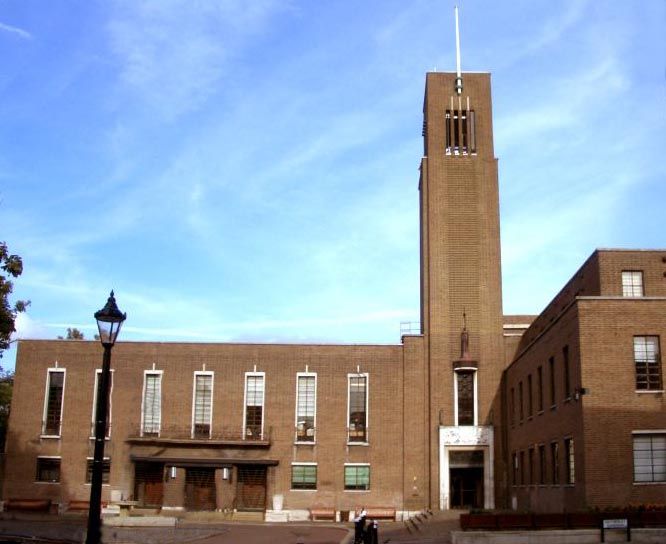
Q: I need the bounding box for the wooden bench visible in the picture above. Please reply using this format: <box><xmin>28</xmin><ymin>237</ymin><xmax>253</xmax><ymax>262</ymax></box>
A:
<box><xmin>355</xmin><ymin>507</ymin><xmax>397</xmax><ymax>521</ymax></box>
<box><xmin>67</xmin><ymin>500</ymin><xmax>90</xmax><ymax>511</ymax></box>
<box><xmin>310</xmin><ymin>507</ymin><xmax>336</xmax><ymax>521</ymax></box>
<box><xmin>5</xmin><ymin>499</ymin><xmax>52</xmax><ymax>513</ymax></box>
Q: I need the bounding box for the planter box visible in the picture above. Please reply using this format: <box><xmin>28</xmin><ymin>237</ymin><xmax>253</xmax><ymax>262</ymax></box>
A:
<box><xmin>534</xmin><ymin>513</ymin><xmax>567</xmax><ymax>529</ymax></box>
<box><xmin>460</xmin><ymin>513</ymin><xmax>497</xmax><ymax>530</ymax></box>
<box><xmin>497</xmin><ymin>513</ymin><xmax>533</xmax><ymax>529</ymax></box>
<box><xmin>640</xmin><ymin>511</ymin><xmax>666</xmax><ymax>527</ymax></box>
<box><xmin>567</xmin><ymin>512</ymin><xmax>600</xmax><ymax>528</ymax></box>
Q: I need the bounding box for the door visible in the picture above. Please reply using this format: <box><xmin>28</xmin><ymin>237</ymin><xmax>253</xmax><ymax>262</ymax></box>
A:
<box><xmin>184</xmin><ymin>467</ymin><xmax>217</xmax><ymax>511</ymax></box>
<box><xmin>236</xmin><ymin>465</ymin><xmax>267</xmax><ymax>511</ymax></box>
<box><xmin>134</xmin><ymin>462</ymin><xmax>164</xmax><ymax>507</ymax></box>
<box><xmin>449</xmin><ymin>467</ymin><xmax>484</xmax><ymax>508</ymax></box>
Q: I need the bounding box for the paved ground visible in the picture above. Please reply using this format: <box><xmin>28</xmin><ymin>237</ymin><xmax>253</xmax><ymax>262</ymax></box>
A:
<box><xmin>0</xmin><ymin>511</ymin><xmax>461</xmax><ymax>544</ymax></box>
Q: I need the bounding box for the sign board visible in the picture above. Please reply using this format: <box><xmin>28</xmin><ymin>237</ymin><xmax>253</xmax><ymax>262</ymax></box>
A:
<box><xmin>603</xmin><ymin>519</ymin><xmax>628</xmax><ymax>529</ymax></box>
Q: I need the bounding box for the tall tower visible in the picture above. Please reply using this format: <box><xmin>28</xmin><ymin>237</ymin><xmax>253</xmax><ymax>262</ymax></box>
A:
<box><xmin>419</xmin><ymin>70</ymin><xmax>504</xmax><ymax>509</ymax></box>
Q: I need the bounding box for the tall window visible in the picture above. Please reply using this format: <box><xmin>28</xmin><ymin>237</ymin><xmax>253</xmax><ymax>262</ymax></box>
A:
<box><xmin>564</xmin><ymin>438</ymin><xmax>575</xmax><ymax>485</ymax></box>
<box><xmin>42</xmin><ymin>369</ymin><xmax>65</xmax><ymax>436</ymax></box>
<box><xmin>291</xmin><ymin>464</ymin><xmax>317</xmax><ymax>490</ymax></box>
<box><xmin>519</xmin><ymin>451</ymin><xmax>525</xmax><ymax>485</ymax></box>
<box><xmin>295</xmin><ymin>374</ymin><xmax>316</xmax><ymax>442</ymax></box>
<box><xmin>142</xmin><ymin>371</ymin><xmax>162</xmax><ymax>437</ymax></box>
<box><xmin>192</xmin><ymin>372</ymin><xmax>213</xmax><ymax>438</ymax></box>
<box><xmin>348</xmin><ymin>374</ymin><xmax>368</xmax><ymax>443</ymax></box>
<box><xmin>91</xmin><ymin>369</ymin><xmax>113</xmax><ymax>438</ymax></box>
<box><xmin>455</xmin><ymin>370</ymin><xmax>476</xmax><ymax>426</ymax></box>
<box><xmin>518</xmin><ymin>381</ymin><xmax>524</xmax><ymax>422</ymax></box>
<box><xmin>537</xmin><ymin>366</ymin><xmax>544</xmax><ymax>412</ymax></box>
<box><xmin>510</xmin><ymin>387</ymin><xmax>515</xmax><ymax>425</ymax></box>
<box><xmin>528</xmin><ymin>447</ymin><xmax>534</xmax><ymax>485</ymax></box>
<box><xmin>563</xmin><ymin>346</ymin><xmax>571</xmax><ymax>399</ymax></box>
<box><xmin>36</xmin><ymin>457</ymin><xmax>61</xmax><ymax>483</ymax></box>
<box><xmin>551</xmin><ymin>441</ymin><xmax>559</xmax><ymax>485</ymax></box>
<box><xmin>527</xmin><ymin>374</ymin><xmax>533</xmax><ymax>417</ymax></box>
<box><xmin>634</xmin><ymin>336</ymin><xmax>662</xmax><ymax>390</ymax></box>
<box><xmin>538</xmin><ymin>445</ymin><xmax>546</xmax><ymax>485</ymax></box>
<box><xmin>633</xmin><ymin>433</ymin><xmax>666</xmax><ymax>483</ymax></box>
<box><xmin>86</xmin><ymin>458</ymin><xmax>111</xmax><ymax>484</ymax></box>
<box><xmin>549</xmin><ymin>357</ymin><xmax>556</xmax><ymax>406</ymax></box>
<box><xmin>622</xmin><ymin>271</ymin><xmax>644</xmax><ymax>297</ymax></box>
<box><xmin>344</xmin><ymin>464</ymin><xmax>370</xmax><ymax>491</ymax></box>
<box><xmin>244</xmin><ymin>373</ymin><xmax>265</xmax><ymax>439</ymax></box>
<box><xmin>445</xmin><ymin>109</ymin><xmax>476</xmax><ymax>155</ymax></box>
<box><xmin>512</xmin><ymin>452</ymin><xmax>518</xmax><ymax>486</ymax></box>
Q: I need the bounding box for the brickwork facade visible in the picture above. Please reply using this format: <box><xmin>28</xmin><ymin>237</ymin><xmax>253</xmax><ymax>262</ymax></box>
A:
<box><xmin>4</xmin><ymin>72</ymin><xmax>664</xmax><ymax>518</ymax></box>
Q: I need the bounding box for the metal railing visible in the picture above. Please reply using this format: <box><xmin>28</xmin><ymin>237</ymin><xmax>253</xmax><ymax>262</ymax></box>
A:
<box><xmin>129</xmin><ymin>424</ymin><xmax>271</xmax><ymax>443</ymax></box>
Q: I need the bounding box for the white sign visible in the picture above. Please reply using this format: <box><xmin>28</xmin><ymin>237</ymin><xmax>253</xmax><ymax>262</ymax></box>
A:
<box><xmin>603</xmin><ymin>518</ymin><xmax>628</xmax><ymax>529</ymax></box>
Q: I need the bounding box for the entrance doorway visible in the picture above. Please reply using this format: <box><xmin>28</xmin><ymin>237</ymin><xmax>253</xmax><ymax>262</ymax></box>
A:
<box><xmin>134</xmin><ymin>462</ymin><xmax>164</xmax><ymax>507</ymax></box>
<box><xmin>236</xmin><ymin>465</ymin><xmax>267</xmax><ymax>511</ymax></box>
<box><xmin>449</xmin><ymin>467</ymin><xmax>484</xmax><ymax>508</ymax></box>
<box><xmin>184</xmin><ymin>467</ymin><xmax>217</xmax><ymax>511</ymax></box>
<box><xmin>448</xmin><ymin>450</ymin><xmax>484</xmax><ymax>509</ymax></box>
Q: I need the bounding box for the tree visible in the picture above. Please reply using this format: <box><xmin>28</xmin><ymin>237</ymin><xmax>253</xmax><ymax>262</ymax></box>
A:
<box><xmin>0</xmin><ymin>242</ymin><xmax>28</xmax><ymax>359</ymax></box>
<box><xmin>0</xmin><ymin>371</ymin><xmax>12</xmax><ymax>450</ymax></box>
<box><xmin>58</xmin><ymin>327</ymin><xmax>85</xmax><ymax>340</ymax></box>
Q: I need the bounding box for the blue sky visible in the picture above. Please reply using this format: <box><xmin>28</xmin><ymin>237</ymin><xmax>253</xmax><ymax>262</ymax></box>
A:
<box><xmin>1</xmin><ymin>1</ymin><xmax>664</xmax><ymax>370</ymax></box>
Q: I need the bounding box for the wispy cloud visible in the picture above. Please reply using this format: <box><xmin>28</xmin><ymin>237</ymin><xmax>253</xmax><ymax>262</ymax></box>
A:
<box><xmin>0</xmin><ymin>21</ymin><xmax>32</xmax><ymax>40</ymax></box>
<box><xmin>107</xmin><ymin>0</ymin><xmax>285</xmax><ymax>120</ymax></box>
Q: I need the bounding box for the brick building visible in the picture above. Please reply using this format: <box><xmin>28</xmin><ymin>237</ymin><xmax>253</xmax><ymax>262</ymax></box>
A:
<box><xmin>3</xmin><ymin>71</ymin><xmax>664</xmax><ymax>518</ymax></box>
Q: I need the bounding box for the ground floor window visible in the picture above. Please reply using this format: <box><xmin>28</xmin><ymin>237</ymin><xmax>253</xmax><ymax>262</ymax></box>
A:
<box><xmin>564</xmin><ymin>438</ymin><xmax>575</xmax><ymax>485</ymax></box>
<box><xmin>36</xmin><ymin>457</ymin><xmax>60</xmax><ymax>483</ymax></box>
<box><xmin>291</xmin><ymin>464</ymin><xmax>317</xmax><ymax>490</ymax></box>
<box><xmin>86</xmin><ymin>458</ymin><xmax>111</xmax><ymax>484</ymax></box>
<box><xmin>344</xmin><ymin>464</ymin><xmax>370</xmax><ymax>490</ymax></box>
<box><xmin>633</xmin><ymin>433</ymin><xmax>666</xmax><ymax>483</ymax></box>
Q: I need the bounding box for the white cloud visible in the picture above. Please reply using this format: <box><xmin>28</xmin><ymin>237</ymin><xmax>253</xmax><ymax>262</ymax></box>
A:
<box><xmin>107</xmin><ymin>0</ymin><xmax>284</xmax><ymax>120</ymax></box>
<box><xmin>0</xmin><ymin>21</ymin><xmax>32</xmax><ymax>40</ymax></box>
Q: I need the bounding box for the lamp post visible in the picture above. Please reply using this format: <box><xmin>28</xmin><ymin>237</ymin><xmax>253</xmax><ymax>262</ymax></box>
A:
<box><xmin>86</xmin><ymin>291</ymin><xmax>126</xmax><ymax>544</ymax></box>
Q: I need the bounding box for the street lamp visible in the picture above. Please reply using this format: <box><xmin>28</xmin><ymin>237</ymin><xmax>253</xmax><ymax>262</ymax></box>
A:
<box><xmin>86</xmin><ymin>291</ymin><xmax>126</xmax><ymax>544</ymax></box>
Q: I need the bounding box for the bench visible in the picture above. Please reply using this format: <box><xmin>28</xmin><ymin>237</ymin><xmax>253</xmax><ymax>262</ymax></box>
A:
<box><xmin>310</xmin><ymin>507</ymin><xmax>336</xmax><ymax>521</ymax></box>
<box><xmin>355</xmin><ymin>507</ymin><xmax>397</xmax><ymax>521</ymax></box>
<box><xmin>5</xmin><ymin>499</ymin><xmax>52</xmax><ymax>513</ymax></box>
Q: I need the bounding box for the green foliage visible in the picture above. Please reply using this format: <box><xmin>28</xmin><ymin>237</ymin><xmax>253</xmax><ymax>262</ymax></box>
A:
<box><xmin>0</xmin><ymin>242</ymin><xmax>29</xmax><ymax>359</ymax></box>
<box><xmin>58</xmin><ymin>327</ymin><xmax>85</xmax><ymax>340</ymax></box>
<box><xmin>0</xmin><ymin>371</ymin><xmax>13</xmax><ymax>450</ymax></box>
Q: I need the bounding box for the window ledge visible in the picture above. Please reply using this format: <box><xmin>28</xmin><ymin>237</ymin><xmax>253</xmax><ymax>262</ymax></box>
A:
<box><xmin>34</xmin><ymin>481</ymin><xmax>60</xmax><ymax>484</ymax></box>
<box><xmin>84</xmin><ymin>484</ymin><xmax>111</xmax><ymax>487</ymax></box>
<box><xmin>633</xmin><ymin>481</ymin><xmax>666</xmax><ymax>486</ymax></box>
<box><xmin>344</xmin><ymin>490</ymin><xmax>371</xmax><ymax>493</ymax></box>
<box><xmin>290</xmin><ymin>489</ymin><xmax>317</xmax><ymax>492</ymax></box>
<box><xmin>635</xmin><ymin>390</ymin><xmax>664</xmax><ymax>394</ymax></box>
<box><xmin>347</xmin><ymin>442</ymin><xmax>370</xmax><ymax>447</ymax></box>
<box><xmin>39</xmin><ymin>435</ymin><xmax>61</xmax><ymax>440</ymax></box>
<box><xmin>294</xmin><ymin>441</ymin><xmax>316</xmax><ymax>446</ymax></box>
<box><xmin>537</xmin><ymin>410</ymin><xmax>544</xmax><ymax>416</ymax></box>
<box><xmin>89</xmin><ymin>437</ymin><xmax>111</xmax><ymax>441</ymax></box>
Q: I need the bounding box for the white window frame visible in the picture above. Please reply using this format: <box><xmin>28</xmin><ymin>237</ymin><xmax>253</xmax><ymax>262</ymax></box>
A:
<box><xmin>35</xmin><ymin>455</ymin><xmax>62</xmax><ymax>483</ymax></box>
<box><xmin>191</xmin><ymin>371</ymin><xmax>214</xmax><ymax>439</ymax></box>
<box><xmin>347</xmin><ymin>373</ymin><xmax>369</xmax><ymax>444</ymax></box>
<box><xmin>343</xmin><ymin>462</ymin><xmax>371</xmax><ymax>492</ymax></box>
<box><xmin>140</xmin><ymin>370</ymin><xmax>163</xmax><ymax>437</ymax></box>
<box><xmin>622</xmin><ymin>270</ymin><xmax>644</xmax><ymax>297</ymax></box>
<box><xmin>90</xmin><ymin>369</ymin><xmax>114</xmax><ymax>439</ymax></box>
<box><xmin>85</xmin><ymin>456</ymin><xmax>111</xmax><ymax>486</ymax></box>
<box><xmin>453</xmin><ymin>368</ymin><xmax>478</xmax><ymax>426</ymax></box>
<box><xmin>564</xmin><ymin>436</ymin><xmax>575</xmax><ymax>485</ymax></box>
<box><xmin>290</xmin><ymin>462</ymin><xmax>318</xmax><ymax>491</ymax></box>
<box><xmin>294</xmin><ymin>372</ymin><xmax>317</xmax><ymax>444</ymax></box>
<box><xmin>632</xmin><ymin>430</ymin><xmax>666</xmax><ymax>484</ymax></box>
<box><xmin>243</xmin><ymin>371</ymin><xmax>265</xmax><ymax>440</ymax></box>
<box><xmin>41</xmin><ymin>367</ymin><xmax>66</xmax><ymax>438</ymax></box>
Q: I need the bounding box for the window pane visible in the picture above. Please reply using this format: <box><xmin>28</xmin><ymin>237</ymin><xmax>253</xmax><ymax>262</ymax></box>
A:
<box><xmin>344</xmin><ymin>465</ymin><xmax>370</xmax><ymax>490</ymax></box>
<box><xmin>143</xmin><ymin>374</ymin><xmax>161</xmax><ymax>435</ymax></box>
<box><xmin>456</xmin><ymin>371</ymin><xmax>475</xmax><ymax>425</ymax></box>
<box><xmin>44</xmin><ymin>371</ymin><xmax>64</xmax><ymax>435</ymax></box>
<box><xmin>36</xmin><ymin>458</ymin><xmax>61</xmax><ymax>483</ymax></box>
<box><xmin>348</xmin><ymin>376</ymin><xmax>367</xmax><ymax>442</ymax></box>
<box><xmin>245</xmin><ymin>375</ymin><xmax>264</xmax><ymax>439</ymax></box>
<box><xmin>296</xmin><ymin>376</ymin><xmax>316</xmax><ymax>441</ymax></box>
<box><xmin>292</xmin><ymin>465</ymin><xmax>317</xmax><ymax>490</ymax></box>
<box><xmin>86</xmin><ymin>459</ymin><xmax>111</xmax><ymax>484</ymax></box>
<box><xmin>193</xmin><ymin>374</ymin><xmax>212</xmax><ymax>437</ymax></box>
